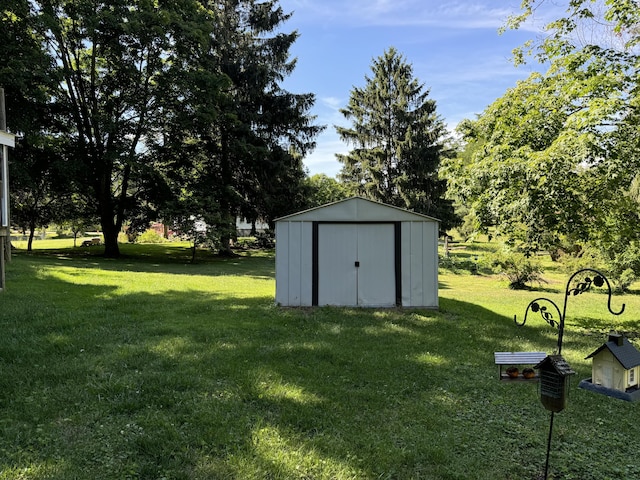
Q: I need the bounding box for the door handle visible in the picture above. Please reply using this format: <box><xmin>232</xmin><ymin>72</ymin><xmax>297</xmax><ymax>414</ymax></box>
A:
<box><xmin>355</xmin><ymin>261</ymin><xmax>360</xmax><ymax>267</ymax></box>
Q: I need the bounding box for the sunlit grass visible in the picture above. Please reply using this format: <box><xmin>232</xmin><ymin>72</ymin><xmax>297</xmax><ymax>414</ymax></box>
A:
<box><xmin>1</xmin><ymin>240</ymin><xmax>639</xmax><ymax>479</ymax></box>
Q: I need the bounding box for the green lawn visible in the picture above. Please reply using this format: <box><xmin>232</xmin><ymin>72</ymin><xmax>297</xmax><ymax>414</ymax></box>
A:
<box><xmin>1</xmin><ymin>242</ymin><xmax>639</xmax><ymax>479</ymax></box>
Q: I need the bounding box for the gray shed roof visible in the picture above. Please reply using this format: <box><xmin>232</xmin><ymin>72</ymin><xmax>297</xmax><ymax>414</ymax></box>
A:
<box><xmin>275</xmin><ymin>196</ymin><xmax>440</xmax><ymax>223</ymax></box>
<box><xmin>586</xmin><ymin>336</ymin><xmax>640</xmax><ymax>370</ymax></box>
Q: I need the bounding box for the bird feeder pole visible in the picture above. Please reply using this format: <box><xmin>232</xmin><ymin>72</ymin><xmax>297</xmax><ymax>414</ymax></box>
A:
<box><xmin>513</xmin><ymin>268</ymin><xmax>626</xmax><ymax>479</ymax></box>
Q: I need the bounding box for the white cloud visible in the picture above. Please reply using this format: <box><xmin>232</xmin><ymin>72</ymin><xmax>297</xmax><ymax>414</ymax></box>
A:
<box><xmin>281</xmin><ymin>0</ymin><xmax>528</xmax><ymax>30</ymax></box>
<box><xmin>321</xmin><ymin>96</ymin><xmax>343</xmax><ymax>111</ymax></box>
<box><xmin>304</xmin><ymin>133</ymin><xmax>346</xmax><ymax>178</ymax></box>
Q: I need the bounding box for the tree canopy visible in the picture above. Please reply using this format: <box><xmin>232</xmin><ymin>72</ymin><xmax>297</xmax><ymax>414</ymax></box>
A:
<box><xmin>446</xmin><ymin>0</ymin><xmax>640</xmax><ymax>285</ymax></box>
<box><xmin>1</xmin><ymin>0</ymin><xmax>321</xmax><ymax>257</ymax></box>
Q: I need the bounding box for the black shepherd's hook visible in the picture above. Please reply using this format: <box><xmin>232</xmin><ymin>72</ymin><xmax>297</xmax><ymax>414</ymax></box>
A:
<box><xmin>513</xmin><ymin>268</ymin><xmax>626</xmax><ymax>480</ymax></box>
<box><xmin>514</xmin><ymin>268</ymin><xmax>625</xmax><ymax>354</ymax></box>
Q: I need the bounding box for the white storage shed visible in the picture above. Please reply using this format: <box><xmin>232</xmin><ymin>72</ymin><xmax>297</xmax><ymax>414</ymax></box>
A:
<box><xmin>275</xmin><ymin>197</ymin><xmax>440</xmax><ymax>308</ymax></box>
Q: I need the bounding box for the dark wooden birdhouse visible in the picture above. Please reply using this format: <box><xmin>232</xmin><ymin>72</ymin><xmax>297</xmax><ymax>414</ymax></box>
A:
<box><xmin>534</xmin><ymin>355</ymin><xmax>575</xmax><ymax>413</ymax></box>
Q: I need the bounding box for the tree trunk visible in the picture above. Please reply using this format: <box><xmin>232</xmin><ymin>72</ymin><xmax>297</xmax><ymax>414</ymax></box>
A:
<box><xmin>102</xmin><ymin>222</ymin><xmax>120</xmax><ymax>258</ymax></box>
<box><xmin>219</xmin><ymin>218</ymin><xmax>235</xmax><ymax>256</ymax></box>
<box><xmin>99</xmin><ymin>199</ymin><xmax>120</xmax><ymax>257</ymax></box>
<box><xmin>191</xmin><ymin>234</ymin><xmax>199</xmax><ymax>264</ymax></box>
<box><xmin>27</xmin><ymin>222</ymin><xmax>35</xmax><ymax>252</ymax></box>
<box><xmin>218</xmin><ymin>129</ymin><xmax>235</xmax><ymax>257</ymax></box>
<box><xmin>96</xmin><ymin>163</ymin><xmax>122</xmax><ymax>258</ymax></box>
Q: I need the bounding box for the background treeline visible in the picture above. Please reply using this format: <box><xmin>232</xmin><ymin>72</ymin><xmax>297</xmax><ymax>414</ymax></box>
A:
<box><xmin>2</xmin><ymin>0</ymin><xmax>640</xmax><ymax>289</ymax></box>
<box><xmin>0</xmin><ymin>0</ymin><xmax>458</xmax><ymax>258</ymax></box>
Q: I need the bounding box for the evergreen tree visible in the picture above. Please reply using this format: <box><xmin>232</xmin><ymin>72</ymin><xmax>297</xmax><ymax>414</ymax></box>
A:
<box><xmin>2</xmin><ymin>0</ymin><xmax>320</xmax><ymax>257</ymax></box>
<box><xmin>213</xmin><ymin>0</ymin><xmax>321</xmax><ymax>253</ymax></box>
<box><xmin>155</xmin><ymin>0</ymin><xmax>322</xmax><ymax>255</ymax></box>
<box><xmin>336</xmin><ymin>47</ymin><xmax>457</xmax><ymax>230</ymax></box>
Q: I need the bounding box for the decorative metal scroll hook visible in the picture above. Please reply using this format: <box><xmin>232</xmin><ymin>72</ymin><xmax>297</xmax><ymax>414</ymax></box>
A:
<box><xmin>514</xmin><ymin>298</ymin><xmax>564</xmax><ymax>353</ymax></box>
<box><xmin>514</xmin><ymin>268</ymin><xmax>625</xmax><ymax>355</ymax></box>
<box><xmin>514</xmin><ymin>298</ymin><xmax>563</xmax><ymax>329</ymax></box>
<box><xmin>563</xmin><ymin>268</ymin><xmax>625</xmax><ymax>317</ymax></box>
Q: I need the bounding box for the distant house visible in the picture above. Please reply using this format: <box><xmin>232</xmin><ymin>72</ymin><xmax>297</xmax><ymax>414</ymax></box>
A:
<box><xmin>236</xmin><ymin>218</ymin><xmax>269</xmax><ymax>237</ymax></box>
<box><xmin>150</xmin><ymin>222</ymin><xmax>172</xmax><ymax>238</ymax></box>
<box><xmin>586</xmin><ymin>333</ymin><xmax>640</xmax><ymax>392</ymax></box>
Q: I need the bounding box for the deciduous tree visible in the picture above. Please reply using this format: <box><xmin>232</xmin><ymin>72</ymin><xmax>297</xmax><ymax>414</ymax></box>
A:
<box><xmin>450</xmin><ymin>0</ymin><xmax>640</xmax><ymax>282</ymax></box>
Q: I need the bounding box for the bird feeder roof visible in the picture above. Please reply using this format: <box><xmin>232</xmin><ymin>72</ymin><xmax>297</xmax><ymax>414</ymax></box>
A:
<box><xmin>586</xmin><ymin>335</ymin><xmax>640</xmax><ymax>370</ymax></box>
<box><xmin>534</xmin><ymin>355</ymin><xmax>576</xmax><ymax>377</ymax></box>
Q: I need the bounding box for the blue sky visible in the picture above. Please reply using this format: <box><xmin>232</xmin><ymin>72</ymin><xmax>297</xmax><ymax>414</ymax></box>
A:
<box><xmin>277</xmin><ymin>0</ymin><xmax>554</xmax><ymax>177</ymax></box>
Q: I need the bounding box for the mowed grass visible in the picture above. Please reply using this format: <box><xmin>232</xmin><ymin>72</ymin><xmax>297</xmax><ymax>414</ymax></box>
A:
<box><xmin>1</xmin><ymin>242</ymin><xmax>640</xmax><ymax>479</ymax></box>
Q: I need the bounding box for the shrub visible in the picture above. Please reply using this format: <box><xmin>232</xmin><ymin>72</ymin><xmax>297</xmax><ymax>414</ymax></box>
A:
<box><xmin>253</xmin><ymin>231</ymin><xmax>275</xmax><ymax>249</ymax></box>
<box><xmin>485</xmin><ymin>249</ymin><xmax>545</xmax><ymax>289</ymax></box>
<box><xmin>232</xmin><ymin>237</ymin><xmax>254</xmax><ymax>249</ymax></box>
<box><xmin>439</xmin><ymin>254</ymin><xmax>480</xmax><ymax>274</ymax></box>
<box><xmin>615</xmin><ymin>268</ymin><xmax>637</xmax><ymax>293</ymax></box>
<box><xmin>560</xmin><ymin>244</ymin><xmax>639</xmax><ymax>293</ymax></box>
<box><xmin>136</xmin><ymin>229</ymin><xmax>166</xmax><ymax>244</ymax></box>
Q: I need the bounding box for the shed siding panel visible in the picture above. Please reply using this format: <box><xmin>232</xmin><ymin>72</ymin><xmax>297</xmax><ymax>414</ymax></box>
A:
<box><xmin>400</xmin><ymin>223</ymin><xmax>411</xmax><ymax>306</ymax></box>
<box><xmin>287</xmin><ymin>222</ymin><xmax>303</xmax><ymax>306</ymax></box>
<box><xmin>275</xmin><ymin>221</ymin><xmax>312</xmax><ymax>306</ymax></box>
<box><xmin>400</xmin><ymin>221</ymin><xmax>438</xmax><ymax>308</ymax></box>
<box><xmin>275</xmin><ymin>222</ymin><xmax>290</xmax><ymax>305</ymax></box>
<box><xmin>400</xmin><ymin>222</ymin><xmax>409</xmax><ymax>306</ymax></box>
<box><xmin>299</xmin><ymin>223</ymin><xmax>313</xmax><ymax>306</ymax></box>
<box><xmin>409</xmin><ymin>222</ymin><xmax>425</xmax><ymax>306</ymax></box>
<box><xmin>423</xmin><ymin>221</ymin><xmax>439</xmax><ymax>308</ymax></box>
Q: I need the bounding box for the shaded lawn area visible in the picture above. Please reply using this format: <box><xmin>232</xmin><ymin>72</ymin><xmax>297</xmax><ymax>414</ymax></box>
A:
<box><xmin>1</xmin><ymin>244</ymin><xmax>639</xmax><ymax>479</ymax></box>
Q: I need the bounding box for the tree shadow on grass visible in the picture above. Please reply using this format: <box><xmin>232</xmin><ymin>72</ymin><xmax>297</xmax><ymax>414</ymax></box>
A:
<box><xmin>12</xmin><ymin>246</ymin><xmax>276</xmax><ymax>279</ymax></box>
<box><xmin>2</xmin><ymin>257</ymin><xmax>639</xmax><ymax>480</ymax></box>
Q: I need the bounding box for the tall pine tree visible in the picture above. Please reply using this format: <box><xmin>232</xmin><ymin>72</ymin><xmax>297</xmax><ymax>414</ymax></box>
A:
<box><xmin>337</xmin><ymin>47</ymin><xmax>457</xmax><ymax>230</ymax></box>
<box><xmin>213</xmin><ymin>0</ymin><xmax>321</xmax><ymax>253</ymax></box>
<box><xmin>156</xmin><ymin>0</ymin><xmax>322</xmax><ymax>255</ymax></box>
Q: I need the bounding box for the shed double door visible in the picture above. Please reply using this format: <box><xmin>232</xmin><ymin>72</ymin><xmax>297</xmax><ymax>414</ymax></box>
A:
<box><xmin>317</xmin><ymin>223</ymin><xmax>397</xmax><ymax>307</ymax></box>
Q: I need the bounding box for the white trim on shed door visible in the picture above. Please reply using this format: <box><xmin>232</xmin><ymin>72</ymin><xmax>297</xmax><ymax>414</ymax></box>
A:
<box><xmin>317</xmin><ymin>223</ymin><xmax>396</xmax><ymax>307</ymax></box>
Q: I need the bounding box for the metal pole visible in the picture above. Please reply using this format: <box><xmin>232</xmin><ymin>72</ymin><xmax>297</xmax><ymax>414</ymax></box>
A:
<box><xmin>0</xmin><ymin>87</ymin><xmax>5</xmax><ymax>289</ymax></box>
<box><xmin>544</xmin><ymin>411</ymin><xmax>555</xmax><ymax>480</ymax></box>
<box><xmin>0</xmin><ymin>87</ymin><xmax>7</xmax><ymax>227</ymax></box>
<box><xmin>0</xmin><ymin>87</ymin><xmax>6</xmax><ymax>131</ymax></box>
